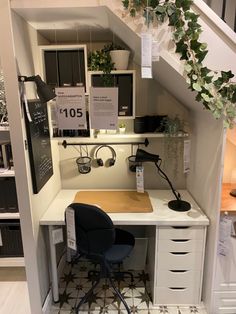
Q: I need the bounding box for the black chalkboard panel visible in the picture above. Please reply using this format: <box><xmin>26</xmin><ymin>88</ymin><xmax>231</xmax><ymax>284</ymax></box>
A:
<box><xmin>24</xmin><ymin>99</ymin><xmax>53</xmax><ymax>194</ymax></box>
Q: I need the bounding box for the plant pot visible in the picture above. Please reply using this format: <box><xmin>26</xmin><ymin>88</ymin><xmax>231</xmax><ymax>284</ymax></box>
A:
<box><xmin>119</xmin><ymin>127</ymin><xmax>126</xmax><ymax>134</ymax></box>
<box><xmin>110</xmin><ymin>50</ymin><xmax>130</xmax><ymax>70</ymax></box>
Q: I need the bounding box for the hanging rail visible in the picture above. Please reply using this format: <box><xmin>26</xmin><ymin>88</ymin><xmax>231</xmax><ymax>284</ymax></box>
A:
<box><xmin>60</xmin><ymin>138</ymin><xmax>149</xmax><ymax>148</ymax></box>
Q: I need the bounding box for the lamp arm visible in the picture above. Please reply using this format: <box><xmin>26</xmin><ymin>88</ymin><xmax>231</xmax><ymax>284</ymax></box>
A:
<box><xmin>154</xmin><ymin>162</ymin><xmax>180</xmax><ymax>201</ymax></box>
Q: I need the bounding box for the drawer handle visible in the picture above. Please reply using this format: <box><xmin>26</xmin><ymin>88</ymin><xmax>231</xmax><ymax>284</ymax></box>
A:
<box><xmin>169</xmin><ymin>287</ymin><xmax>186</xmax><ymax>290</ymax></box>
<box><xmin>170</xmin><ymin>252</ymin><xmax>189</xmax><ymax>255</ymax></box>
<box><xmin>171</xmin><ymin>226</ymin><xmax>190</xmax><ymax>229</ymax></box>
<box><xmin>222</xmin><ymin>299</ymin><xmax>236</xmax><ymax>303</ymax></box>
<box><xmin>171</xmin><ymin>239</ymin><xmax>190</xmax><ymax>242</ymax></box>
<box><xmin>170</xmin><ymin>270</ymin><xmax>188</xmax><ymax>273</ymax></box>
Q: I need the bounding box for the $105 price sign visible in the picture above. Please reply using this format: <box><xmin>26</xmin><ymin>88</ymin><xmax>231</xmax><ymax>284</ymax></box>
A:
<box><xmin>55</xmin><ymin>87</ymin><xmax>87</xmax><ymax>130</ymax></box>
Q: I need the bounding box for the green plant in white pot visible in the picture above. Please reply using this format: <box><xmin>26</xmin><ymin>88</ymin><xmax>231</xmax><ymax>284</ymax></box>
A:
<box><xmin>104</xmin><ymin>43</ymin><xmax>130</xmax><ymax>70</ymax></box>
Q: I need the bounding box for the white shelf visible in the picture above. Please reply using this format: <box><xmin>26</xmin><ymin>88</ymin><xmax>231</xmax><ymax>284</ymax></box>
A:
<box><xmin>53</xmin><ymin>132</ymin><xmax>189</xmax><ymax>143</ymax></box>
<box><xmin>0</xmin><ymin>257</ymin><xmax>24</xmax><ymax>267</ymax></box>
<box><xmin>0</xmin><ymin>212</ymin><xmax>20</xmax><ymax>219</ymax></box>
<box><xmin>0</xmin><ymin>169</ymin><xmax>15</xmax><ymax>177</ymax></box>
<box><xmin>96</xmin><ymin>132</ymin><xmax>189</xmax><ymax>139</ymax></box>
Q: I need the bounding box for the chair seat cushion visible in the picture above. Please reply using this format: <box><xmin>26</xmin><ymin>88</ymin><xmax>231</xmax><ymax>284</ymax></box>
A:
<box><xmin>105</xmin><ymin>244</ymin><xmax>133</xmax><ymax>263</ymax></box>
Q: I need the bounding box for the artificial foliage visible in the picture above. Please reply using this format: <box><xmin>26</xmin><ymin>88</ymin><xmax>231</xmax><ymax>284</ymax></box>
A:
<box><xmin>122</xmin><ymin>0</ymin><xmax>236</xmax><ymax>128</ymax></box>
<box><xmin>88</xmin><ymin>48</ymin><xmax>115</xmax><ymax>86</ymax></box>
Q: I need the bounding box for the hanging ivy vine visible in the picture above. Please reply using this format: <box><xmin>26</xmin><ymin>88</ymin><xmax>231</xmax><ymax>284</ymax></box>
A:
<box><xmin>122</xmin><ymin>0</ymin><xmax>236</xmax><ymax>128</ymax></box>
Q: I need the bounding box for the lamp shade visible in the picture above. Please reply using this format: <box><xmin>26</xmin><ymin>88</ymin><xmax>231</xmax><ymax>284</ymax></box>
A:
<box><xmin>33</xmin><ymin>75</ymin><xmax>56</xmax><ymax>102</ymax></box>
<box><xmin>18</xmin><ymin>75</ymin><xmax>56</xmax><ymax>103</ymax></box>
<box><xmin>135</xmin><ymin>149</ymin><xmax>160</xmax><ymax>163</ymax></box>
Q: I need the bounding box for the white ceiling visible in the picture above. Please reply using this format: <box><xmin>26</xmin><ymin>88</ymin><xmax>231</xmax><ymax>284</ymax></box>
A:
<box><xmin>13</xmin><ymin>6</ymin><xmax>115</xmax><ymax>43</ymax></box>
<box><xmin>12</xmin><ymin>4</ymin><xmax>201</xmax><ymax>113</ymax></box>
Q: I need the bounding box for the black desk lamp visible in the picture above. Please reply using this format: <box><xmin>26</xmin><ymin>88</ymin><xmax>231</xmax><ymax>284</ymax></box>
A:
<box><xmin>18</xmin><ymin>75</ymin><xmax>56</xmax><ymax>102</ymax></box>
<box><xmin>135</xmin><ymin>148</ymin><xmax>191</xmax><ymax>212</ymax></box>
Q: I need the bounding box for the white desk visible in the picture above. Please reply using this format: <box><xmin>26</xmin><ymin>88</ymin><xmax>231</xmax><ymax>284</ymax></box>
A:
<box><xmin>40</xmin><ymin>189</ymin><xmax>209</xmax><ymax>304</ymax></box>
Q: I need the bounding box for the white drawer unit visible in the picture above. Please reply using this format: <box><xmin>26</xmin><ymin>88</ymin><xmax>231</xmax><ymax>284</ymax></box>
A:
<box><xmin>154</xmin><ymin>225</ymin><xmax>207</xmax><ymax>306</ymax></box>
<box><xmin>213</xmin><ymin>291</ymin><xmax>236</xmax><ymax>314</ymax></box>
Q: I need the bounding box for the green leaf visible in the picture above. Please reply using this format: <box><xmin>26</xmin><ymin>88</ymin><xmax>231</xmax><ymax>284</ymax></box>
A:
<box><xmin>184</xmin><ymin>64</ymin><xmax>192</xmax><ymax>73</ymax></box>
<box><xmin>186</xmin><ymin>77</ymin><xmax>191</xmax><ymax>84</ymax></box>
<box><xmin>195</xmin><ymin>93</ymin><xmax>202</xmax><ymax>102</ymax></box>
<box><xmin>192</xmin><ymin>74</ymin><xmax>198</xmax><ymax>80</ymax></box>
<box><xmin>200</xmin><ymin>43</ymin><xmax>207</xmax><ymax>51</ymax></box>
<box><xmin>122</xmin><ymin>0</ymin><xmax>129</xmax><ymax>9</ymax></box>
<box><xmin>221</xmin><ymin>70</ymin><xmax>234</xmax><ymax>83</ymax></box>
<box><xmin>195</xmin><ymin>50</ymin><xmax>208</xmax><ymax>63</ymax></box>
<box><xmin>156</xmin><ymin>5</ymin><xmax>165</xmax><ymax>13</ymax></box>
<box><xmin>168</xmin><ymin>11</ymin><xmax>179</xmax><ymax>26</ymax></box>
<box><xmin>193</xmin><ymin>83</ymin><xmax>202</xmax><ymax>92</ymax></box>
<box><xmin>201</xmin><ymin>93</ymin><xmax>211</xmax><ymax>102</ymax></box>
<box><xmin>190</xmin><ymin>40</ymin><xmax>201</xmax><ymax>51</ymax></box>
<box><xmin>130</xmin><ymin>8</ymin><xmax>136</xmax><ymax>17</ymax></box>
<box><xmin>215</xmin><ymin>100</ymin><xmax>224</xmax><ymax>109</ymax></box>
<box><xmin>232</xmin><ymin>91</ymin><xmax>236</xmax><ymax>103</ymax></box>
<box><xmin>167</xmin><ymin>4</ymin><xmax>175</xmax><ymax>16</ymax></box>
<box><xmin>175</xmin><ymin>0</ymin><xmax>183</xmax><ymax>8</ymax></box>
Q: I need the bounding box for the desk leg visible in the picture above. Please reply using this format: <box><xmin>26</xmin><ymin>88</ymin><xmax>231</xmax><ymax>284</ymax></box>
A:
<box><xmin>49</xmin><ymin>225</ymin><xmax>59</xmax><ymax>302</ymax></box>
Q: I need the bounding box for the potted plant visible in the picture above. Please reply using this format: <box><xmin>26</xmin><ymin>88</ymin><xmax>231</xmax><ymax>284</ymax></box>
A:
<box><xmin>88</xmin><ymin>48</ymin><xmax>114</xmax><ymax>86</ymax></box>
<box><xmin>119</xmin><ymin>122</ymin><xmax>126</xmax><ymax>133</ymax></box>
<box><xmin>104</xmin><ymin>43</ymin><xmax>130</xmax><ymax>70</ymax></box>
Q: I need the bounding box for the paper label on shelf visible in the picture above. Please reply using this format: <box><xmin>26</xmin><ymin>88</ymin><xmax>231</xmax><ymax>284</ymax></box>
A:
<box><xmin>89</xmin><ymin>87</ymin><xmax>118</xmax><ymax>130</ymax></box>
<box><xmin>0</xmin><ymin>229</ymin><xmax>2</xmax><ymax>246</ymax></box>
<box><xmin>136</xmin><ymin>166</ymin><xmax>144</xmax><ymax>193</ymax></box>
<box><xmin>183</xmin><ymin>140</ymin><xmax>191</xmax><ymax>173</ymax></box>
<box><xmin>52</xmin><ymin>228</ymin><xmax>63</xmax><ymax>245</ymax></box>
<box><xmin>55</xmin><ymin>87</ymin><xmax>87</xmax><ymax>130</ymax></box>
<box><xmin>141</xmin><ymin>33</ymin><xmax>153</xmax><ymax>79</ymax></box>
<box><xmin>218</xmin><ymin>216</ymin><xmax>232</xmax><ymax>256</ymax></box>
<box><xmin>152</xmin><ymin>40</ymin><xmax>160</xmax><ymax>62</ymax></box>
<box><xmin>65</xmin><ymin>207</ymin><xmax>77</xmax><ymax>251</ymax></box>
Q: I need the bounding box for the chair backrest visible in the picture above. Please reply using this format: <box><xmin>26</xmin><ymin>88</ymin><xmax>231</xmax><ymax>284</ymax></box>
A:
<box><xmin>67</xmin><ymin>203</ymin><xmax>115</xmax><ymax>256</ymax></box>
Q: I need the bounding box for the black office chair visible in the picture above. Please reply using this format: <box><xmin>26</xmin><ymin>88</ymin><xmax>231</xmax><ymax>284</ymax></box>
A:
<box><xmin>66</xmin><ymin>202</ymin><xmax>135</xmax><ymax>314</ymax></box>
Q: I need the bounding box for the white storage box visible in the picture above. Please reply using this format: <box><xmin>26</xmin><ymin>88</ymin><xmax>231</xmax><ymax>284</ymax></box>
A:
<box><xmin>123</xmin><ymin>237</ymin><xmax>148</xmax><ymax>270</ymax></box>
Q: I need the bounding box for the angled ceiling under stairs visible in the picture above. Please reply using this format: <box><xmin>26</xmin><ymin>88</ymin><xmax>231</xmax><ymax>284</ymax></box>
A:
<box><xmin>11</xmin><ymin>0</ymin><xmax>236</xmax><ymax>115</ymax></box>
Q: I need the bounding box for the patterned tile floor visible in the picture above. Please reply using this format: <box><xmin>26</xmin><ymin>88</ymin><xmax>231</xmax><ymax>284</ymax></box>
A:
<box><xmin>50</xmin><ymin>261</ymin><xmax>207</xmax><ymax>314</ymax></box>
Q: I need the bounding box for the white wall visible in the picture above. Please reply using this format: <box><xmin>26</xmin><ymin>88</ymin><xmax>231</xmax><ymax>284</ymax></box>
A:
<box><xmin>10</xmin><ymin>9</ymin><xmax>61</xmax><ymax>309</ymax></box>
<box><xmin>223</xmin><ymin>139</ymin><xmax>236</xmax><ymax>183</ymax></box>
<box><xmin>187</xmin><ymin>110</ymin><xmax>225</xmax><ymax>314</ymax></box>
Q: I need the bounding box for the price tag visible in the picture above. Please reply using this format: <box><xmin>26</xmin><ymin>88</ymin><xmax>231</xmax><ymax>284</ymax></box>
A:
<box><xmin>55</xmin><ymin>87</ymin><xmax>87</xmax><ymax>130</ymax></box>
<box><xmin>218</xmin><ymin>216</ymin><xmax>232</xmax><ymax>256</ymax></box>
<box><xmin>141</xmin><ymin>33</ymin><xmax>153</xmax><ymax>79</ymax></box>
<box><xmin>65</xmin><ymin>207</ymin><xmax>77</xmax><ymax>251</ymax></box>
<box><xmin>136</xmin><ymin>166</ymin><xmax>144</xmax><ymax>193</ymax></box>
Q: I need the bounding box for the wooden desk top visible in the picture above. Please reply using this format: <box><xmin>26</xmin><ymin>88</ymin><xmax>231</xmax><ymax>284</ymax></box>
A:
<box><xmin>221</xmin><ymin>183</ymin><xmax>236</xmax><ymax>213</ymax></box>
<box><xmin>40</xmin><ymin>190</ymin><xmax>209</xmax><ymax>226</ymax></box>
<box><xmin>74</xmin><ymin>190</ymin><xmax>153</xmax><ymax>213</ymax></box>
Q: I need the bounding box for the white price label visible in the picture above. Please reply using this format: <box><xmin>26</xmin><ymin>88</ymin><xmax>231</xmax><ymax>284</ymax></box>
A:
<box><xmin>56</xmin><ymin>87</ymin><xmax>87</xmax><ymax>130</ymax></box>
<box><xmin>136</xmin><ymin>166</ymin><xmax>144</xmax><ymax>193</ymax></box>
<box><xmin>65</xmin><ymin>207</ymin><xmax>77</xmax><ymax>251</ymax></box>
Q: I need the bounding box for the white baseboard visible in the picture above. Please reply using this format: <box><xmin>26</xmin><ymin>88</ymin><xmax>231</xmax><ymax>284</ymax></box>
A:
<box><xmin>42</xmin><ymin>253</ymin><xmax>67</xmax><ymax>314</ymax></box>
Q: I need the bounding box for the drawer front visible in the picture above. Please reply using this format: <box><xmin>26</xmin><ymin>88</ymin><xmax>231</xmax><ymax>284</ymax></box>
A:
<box><xmin>156</xmin><ymin>269</ymin><xmax>201</xmax><ymax>288</ymax></box>
<box><xmin>158</xmin><ymin>239</ymin><xmax>204</xmax><ymax>252</ymax></box>
<box><xmin>157</xmin><ymin>251</ymin><xmax>203</xmax><ymax>270</ymax></box>
<box><xmin>158</xmin><ymin>226</ymin><xmax>205</xmax><ymax>240</ymax></box>
<box><xmin>155</xmin><ymin>286</ymin><xmax>200</xmax><ymax>305</ymax></box>
<box><xmin>213</xmin><ymin>291</ymin><xmax>236</xmax><ymax>313</ymax></box>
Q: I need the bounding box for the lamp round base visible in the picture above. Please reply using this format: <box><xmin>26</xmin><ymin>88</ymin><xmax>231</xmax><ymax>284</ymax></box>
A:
<box><xmin>168</xmin><ymin>200</ymin><xmax>191</xmax><ymax>212</ymax></box>
<box><xmin>230</xmin><ymin>189</ymin><xmax>236</xmax><ymax>197</ymax></box>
